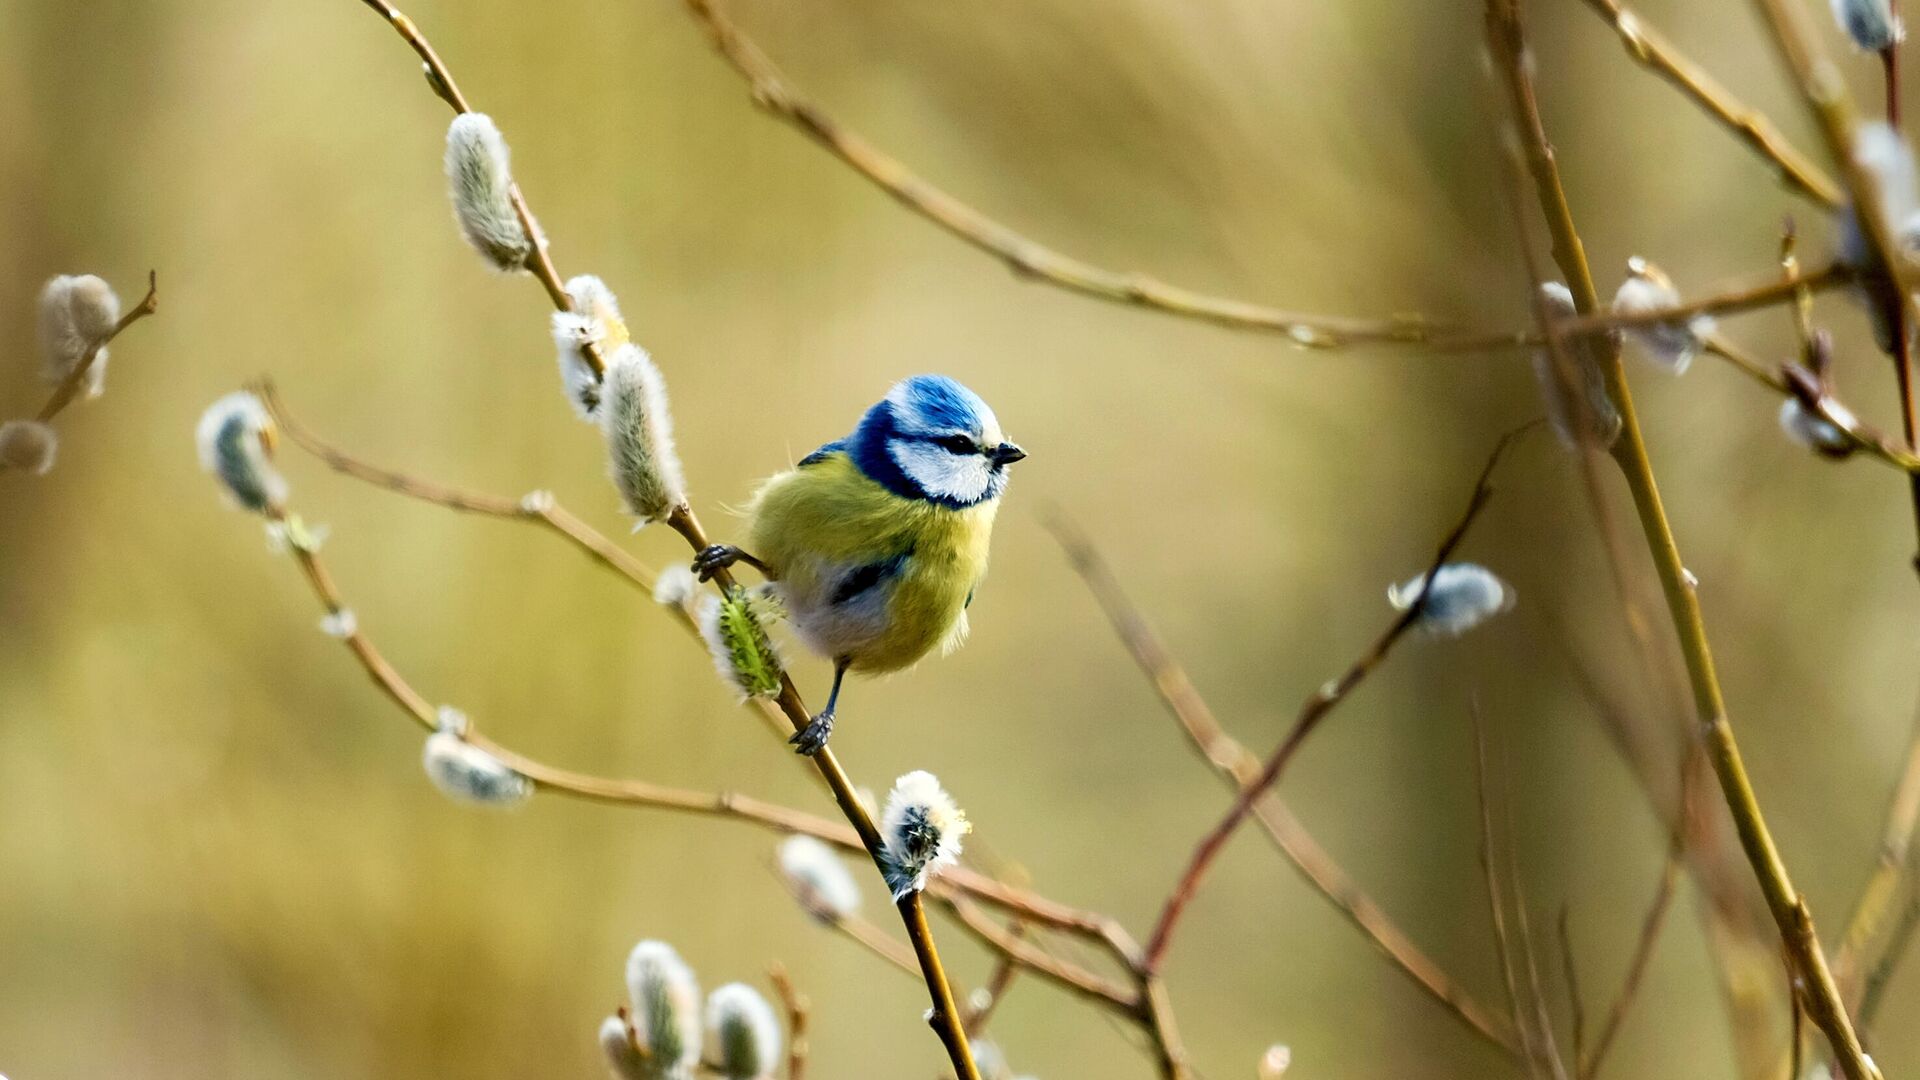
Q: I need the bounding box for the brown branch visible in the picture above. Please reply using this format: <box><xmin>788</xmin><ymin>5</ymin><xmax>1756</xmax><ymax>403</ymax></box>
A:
<box><xmin>768</xmin><ymin>963</ymin><xmax>809</xmax><ymax>1080</ymax></box>
<box><xmin>1581</xmin><ymin>843</ymin><xmax>1682</xmax><ymax>1079</ymax></box>
<box><xmin>945</xmin><ymin>900</ymin><xmax>1140</xmax><ymax>1013</ymax></box>
<box><xmin>1473</xmin><ymin>708</ymin><xmax>1546</xmax><ymax>1079</ymax></box>
<box><xmin>32</xmin><ymin>271</ymin><xmax>160</xmax><ymax>425</ymax></box>
<box><xmin>962</xmin><ymin>920</ymin><xmax>1027</xmax><ymax>1038</ymax></box>
<box><xmin>1550</xmin><ymin>263</ymin><xmax>1848</xmax><ymax>339</ymax></box>
<box><xmin>1858</xmin><ymin>867</ymin><xmax>1920</xmax><ymax>1029</ymax></box>
<box><xmin>1578</xmin><ymin>0</ymin><xmax>1843</xmax><ymax>206</ymax></box>
<box><xmin>673</xmin><ymin>0</ymin><xmax>1528</xmax><ymax>353</ymax></box>
<box><xmin>1045</xmin><ymin>513</ymin><xmax>1521</xmax><ymax>1056</ymax></box>
<box><xmin>1141</xmin><ymin>422</ymin><xmax>1529</xmax><ymax>972</ymax></box>
<box><xmin>1493</xmin><ymin>0</ymin><xmax>1876</xmax><ymax>1073</ymax></box>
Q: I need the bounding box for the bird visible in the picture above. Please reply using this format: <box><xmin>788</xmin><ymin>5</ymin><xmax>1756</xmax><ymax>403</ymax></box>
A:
<box><xmin>693</xmin><ymin>374</ymin><xmax>1026</xmax><ymax>755</ymax></box>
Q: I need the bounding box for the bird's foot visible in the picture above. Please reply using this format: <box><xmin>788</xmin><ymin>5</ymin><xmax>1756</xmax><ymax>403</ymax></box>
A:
<box><xmin>789</xmin><ymin>711</ymin><xmax>835</xmax><ymax>756</ymax></box>
<box><xmin>693</xmin><ymin>544</ymin><xmax>744</xmax><ymax>582</ymax></box>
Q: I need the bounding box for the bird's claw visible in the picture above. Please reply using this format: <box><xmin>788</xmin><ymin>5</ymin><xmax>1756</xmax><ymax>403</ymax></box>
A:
<box><xmin>693</xmin><ymin>544</ymin><xmax>742</xmax><ymax>582</ymax></box>
<box><xmin>789</xmin><ymin>711</ymin><xmax>835</xmax><ymax>756</ymax></box>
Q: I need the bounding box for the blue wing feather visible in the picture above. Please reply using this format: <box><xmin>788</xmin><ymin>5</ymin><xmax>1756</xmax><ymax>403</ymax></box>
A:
<box><xmin>798</xmin><ymin>439</ymin><xmax>847</xmax><ymax>467</ymax></box>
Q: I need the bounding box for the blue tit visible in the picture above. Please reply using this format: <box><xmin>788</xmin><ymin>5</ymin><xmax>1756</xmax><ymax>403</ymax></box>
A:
<box><xmin>693</xmin><ymin>374</ymin><xmax>1026</xmax><ymax>754</ymax></box>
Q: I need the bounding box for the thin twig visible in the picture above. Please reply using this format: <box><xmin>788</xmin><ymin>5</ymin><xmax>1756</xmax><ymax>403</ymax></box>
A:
<box><xmin>1578</xmin><ymin>0</ymin><xmax>1842</xmax><ymax>206</ymax></box>
<box><xmin>1557</xmin><ymin>907</ymin><xmax>1588</xmax><ymax>1074</ymax></box>
<box><xmin>1046</xmin><ymin>513</ymin><xmax>1521</xmax><ymax>1056</ymax></box>
<box><xmin>768</xmin><ymin>963</ymin><xmax>809</xmax><ymax>1080</ymax></box>
<box><xmin>1493</xmin><ymin>0</ymin><xmax>1878</xmax><ymax>1074</ymax></box>
<box><xmin>1837</xmin><ymin>698</ymin><xmax>1920</xmax><ymax>1005</ymax></box>
<box><xmin>1858</xmin><ymin>870</ymin><xmax>1920</xmax><ymax>1029</ymax></box>
<box><xmin>1474</xmin><ymin>707</ymin><xmax>1546</xmax><ymax>1080</ymax></box>
<box><xmin>963</xmin><ymin>920</ymin><xmax>1027</xmax><ymax>1038</ymax></box>
<box><xmin>1141</xmin><ymin>422</ymin><xmax>1530</xmax><ymax>972</ymax></box>
<box><xmin>1580</xmin><ymin>843</ymin><xmax>1682</xmax><ymax>1080</ymax></box>
<box><xmin>673</xmin><ymin>0</ymin><xmax>1529</xmax><ymax>353</ymax></box>
<box><xmin>1550</xmin><ymin>263</ymin><xmax>1848</xmax><ymax>339</ymax></box>
<box><xmin>32</xmin><ymin>271</ymin><xmax>160</xmax><ymax>426</ymax></box>
<box><xmin>944</xmin><ymin>900</ymin><xmax>1140</xmax><ymax>1013</ymax></box>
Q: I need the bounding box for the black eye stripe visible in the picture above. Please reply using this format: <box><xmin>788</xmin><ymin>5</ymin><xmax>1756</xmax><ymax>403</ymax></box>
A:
<box><xmin>935</xmin><ymin>434</ymin><xmax>979</xmax><ymax>454</ymax></box>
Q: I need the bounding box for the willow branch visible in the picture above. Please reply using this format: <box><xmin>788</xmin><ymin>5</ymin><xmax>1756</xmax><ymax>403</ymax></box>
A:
<box><xmin>32</xmin><ymin>271</ymin><xmax>160</xmax><ymax>425</ymax></box>
<box><xmin>944</xmin><ymin>899</ymin><xmax>1140</xmax><ymax>1012</ymax></box>
<box><xmin>1142</xmin><ymin>422</ymin><xmax>1528</xmax><ymax>972</ymax></box>
<box><xmin>1474</xmin><ymin>709</ymin><xmax>1548</xmax><ymax>1079</ymax></box>
<box><xmin>962</xmin><ymin>920</ymin><xmax>1026</xmax><ymax>1038</ymax></box>
<box><xmin>768</xmin><ymin>963</ymin><xmax>809</xmax><ymax>1080</ymax></box>
<box><xmin>1490</xmin><ymin>0</ymin><xmax>1877</xmax><ymax>1074</ymax></box>
<box><xmin>1578</xmin><ymin>0</ymin><xmax>1843</xmax><ymax>206</ymax></box>
<box><xmin>1550</xmin><ymin>263</ymin><xmax>1848</xmax><ymax>339</ymax></box>
<box><xmin>1858</xmin><ymin>868</ymin><xmax>1920</xmax><ymax>1029</ymax></box>
<box><xmin>1045</xmin><ymin>513</ymin><xmax>1520</xmax><ymax>1056</ymax></box>
<box><xmin>672</xmin><ymin>0</ymin><xmax>1530</xmax><ymax>353</ymax></box>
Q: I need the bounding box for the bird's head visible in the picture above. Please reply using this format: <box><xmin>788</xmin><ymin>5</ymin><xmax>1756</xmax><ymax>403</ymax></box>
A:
<box><xmin>849</xmin><ymin>375</ymin><xmax>1026</xmax><ymax>508</ymax></box>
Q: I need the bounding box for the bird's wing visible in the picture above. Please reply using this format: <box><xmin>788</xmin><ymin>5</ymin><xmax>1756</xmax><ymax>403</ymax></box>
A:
<box><xmin>829</xmin><ymin>547</ymin><xmax>914</xmax><ymax>607</ymax></box>
<box><xmin>797</xmin><ymin>439</ymin><xmax>847</xmax><ymax>467</ymax></box>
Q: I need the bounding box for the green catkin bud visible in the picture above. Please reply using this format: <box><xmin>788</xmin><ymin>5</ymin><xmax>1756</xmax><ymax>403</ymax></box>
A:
<box><xmin>879</xmin><ymin>770</ymin><xmax>970</xmax><ymax>899</ymax></box>
<box><xmin>444</xmin><ymin>113</ymin><xmax>532</xmax><ymax>272</ymax></box>
<box><xmin>37</xmin><ymin>274</ymin><xmax>120</xmax><ymax>398</ymax></box>
<box><xmin>705</xmin><ymin>983</ymin><xmax>781</xmax><ymax>1080</ymax></box>
<box><xmin>697</xmin><ymin>586</ymin><xmax>784</xmax><ymax>699</ymax></box>
<box><xmin>195</xmin><ymin>391</ymin><xmax>287</xmax><ymax>514</ymax></box>
<box><xmin>625</xmin><ymin>941</ymin><xmax>702</xmax><ymax>1079</ymax></box>
<box><xmin>0</xmin><ymin>420</ymin><xmax>58</xmax><ymax>475</ymax></box>
<box><xmin>602</xmin><ymin>343</ymin><xmax>686</xmax><ymax>525</ymax></box>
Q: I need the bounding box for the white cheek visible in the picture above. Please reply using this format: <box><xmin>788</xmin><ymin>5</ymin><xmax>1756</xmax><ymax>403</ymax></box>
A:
<box><xmin>890</xmin><ymin>441</ymin><xmax>992</xmax><ymax>503</ymax></box>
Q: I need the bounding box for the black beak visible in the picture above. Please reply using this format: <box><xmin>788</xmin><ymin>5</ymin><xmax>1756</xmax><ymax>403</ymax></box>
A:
<box><xmin>991</xmin><ymin>442</ymin><xmax>1027</xmax><ymax>466</ymax></box>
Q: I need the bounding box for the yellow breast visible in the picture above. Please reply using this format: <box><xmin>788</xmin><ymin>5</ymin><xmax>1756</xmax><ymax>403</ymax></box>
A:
<box><xmin>747</xmin><ymin>453</ymin><xmax>997</xmax><ymax>672</ymax></box>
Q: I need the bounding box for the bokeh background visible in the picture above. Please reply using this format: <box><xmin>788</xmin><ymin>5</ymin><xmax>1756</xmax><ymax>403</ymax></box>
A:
<box><xmin>2</xmin><ymin>0</ymin><xmax>1918</xmax><ymax>1076</ymax></box>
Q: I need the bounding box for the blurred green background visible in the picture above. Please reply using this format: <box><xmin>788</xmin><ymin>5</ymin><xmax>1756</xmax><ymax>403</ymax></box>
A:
<box><xmin>3</xmin><ymin>0</ymin><xmax>1918</xmax><ymax>1076</ymax></box>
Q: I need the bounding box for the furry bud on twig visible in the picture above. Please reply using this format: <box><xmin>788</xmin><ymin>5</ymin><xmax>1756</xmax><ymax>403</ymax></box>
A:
<box><xmin>1779</xmin><ymin>398</ymin><xmax>1857</xmax><ymax>457</ymax></box>
<box><xmin>0</xmin><ymin>420</ymin><xmax>58</xmax><ymax>475</ymax></box>
<box><xmin>653</xmin><ymin>564</ymin><xmax>699</xmax><ymax>611</ymax></box>
<box><xmin>1387</xmin><ymin>563</ymin><xmax>1516</xmax><ymax>637</ymax></box>
<box><xmin>598</xmin><ymin>1015</ymin><xmax>648</xmax><ymax>1080</ymax></box>
<box><xmin>603</xmin><ymin>343</ymin><xmax>686</xmax><ymax>524</ymax></box>
<box><xmin>1530</xmin><ymin>282</ymin><xmax>1620</xmax><ymax>449</ymax></box>
<box><xmin>1834</xmin><ymin>0</ymin><xmax>1903</xmax><ymax>50</ymax></box>
<box><xmin>706</xmin><ymin>983</ymin><xmax>782</xmax><ymax>1080</ymax></box>
<box><xmin>777</xmin><ymin>834</ymin><xmax>862</xmax><ymax>921</ymax></box>
<box><xmin>196</xmin><ymin>391</ymin><xmax>287</xmax><ymax>514</ymax></box>
<box><xmin>422</xmin><ymin>707</ymin><xmax>532</xmax><ymax>806</ymax></box>
<box><xmin>37</xmin><ymin>274</ymin><xmax>120</xmax><ymax>399</ymax></box>
<box><xmin>445</xmin><ymin>113</ymin><xmax>532</xmax><ymax>272</ymax></box>
<box><xmin>1258</xmin><ymin>1044</ymin><xmax>1293</xmax><ymax>1079</ymax></box>
<box><xmin>880</xmin><ymin>770</ymin><xmax>970</xmax><ymax>900</ymax></box>
<box><xmin>1612</xmin><ymin>258</ymin><xmax>1713</xmax><ymax>373</ymax></box>
<box><xmin>625</xmin><ymin>941</ymin><xmax>703</xmax><ymax>1078</ymax></box>
<box><xmin>553</xmin><ymin>275</ymin><xmax>628</xmax><ymax>419</ymax></box>
<box><xmin>1838</xmin><ymin>123</ymin><xmax>1920</xmax><ymax>353</ymax></box>
<box><xmin>698</xmin><ymin>586</ymin><xmax>784</xmax><ymax>699</ymax></box>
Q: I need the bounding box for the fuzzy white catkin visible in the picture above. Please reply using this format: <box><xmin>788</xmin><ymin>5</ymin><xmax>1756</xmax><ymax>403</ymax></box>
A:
<box><xmin>1779</xmin><ymin>398</ymin><xmax>1856</xmax><ymax>455</ymax></box>
<box><xmin>196</xmin><ymin>391</ymin><xmax>288</xmax><ymax>514</ymax></box>
<box><xmin>625</xmin><ymin>941</ymin><xmax>703</xmax><ymax>1077</ymax></box>
<box><xmin>1612</xmin><ymin>259</ymin><xmax>1713</xmax><ymax>374</ymax></box>
<box><xmin>37</xmin><ymin>274</ymin><xmax>120</xmax><ymax>399</ymax></box>
<box><xmin>1387</xmin><ymin>563</ymin><xmax>1516</xmax><ymax>637</ymax></box>
<box><xmin>603</xmin><ymin>343</ymin><xmax>686</xmax><ymax>524</ymax></box>
<box><xmin>422</xmin><ymin>709</ymin><xmax>532</xmax><ymax>806</ymax></box>
<box><xmin>0</xmin><ymin>420</ymin><xmax>58</xmax><ymax>475</ymax></box>
<box><xmin>1258</xmin><ymin>1044</ymin><xmax>1293</xmax><ymax>1079</ymax></box>
<box><xmin>445</xmin><ymin>113</ymin><xmax>532</xmax><ymax>271</ymax></box>
<box><xmin>1530</xmin><ymin>281</ymin><xmax>1620</xmax><ymax>449</ymax></box>
<box><xmin>706</xmin><ymin>983</ymin><xmax>781</xmax><ymax>1079</ymax></box>
<box><xmin>777</xmin><ymin>834</ymin><xmax>862</xmax><ymax>921</ymax></box>
<box><xmin>598</xmin><ymin>1015</ymin><xmax>648</xmax><ymax>1080</ymax></box>
<box><xmin>879</xmin><ymin>770</ymin><xmax>971</xmax><ymax>900</ymax></box>
<box><xmin>553</xmin><ymin>275</ymin><xmax>628</xmax><ymax>420</ymax></box>
<box><xmin>1834</xmin><ymin>0</ymin><xmax>1903</xmax><ymax>50</ymax></box>
<box><xmin>653</xmin><ymin>564</ymin><xmax>698</xmax><ymax>610</ymax></box>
